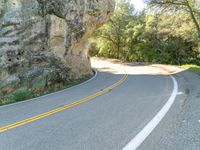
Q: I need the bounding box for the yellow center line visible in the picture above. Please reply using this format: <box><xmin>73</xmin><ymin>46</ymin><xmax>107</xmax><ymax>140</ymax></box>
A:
<box><xmin>0</xmin><ymin>72</ymin><xmax>128</xmax><ymax>133</ymax></box>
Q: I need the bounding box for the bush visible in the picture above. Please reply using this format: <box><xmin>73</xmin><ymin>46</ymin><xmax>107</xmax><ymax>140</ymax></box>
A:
<box><xmin>12</xmin><ymin>88</ymin><xmax>30</xmax><ymax>102</ymax></box>
<box><xmin>0</xmin><ymin>97</ymin><xmax>15</xmax><ymax>105</ymax></box>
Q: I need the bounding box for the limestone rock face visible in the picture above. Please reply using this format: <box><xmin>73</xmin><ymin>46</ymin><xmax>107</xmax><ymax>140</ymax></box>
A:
<box><xmin>0</xmin><ymin>0</ymin><xmax>115</xmax><ymax>96</ymax></box>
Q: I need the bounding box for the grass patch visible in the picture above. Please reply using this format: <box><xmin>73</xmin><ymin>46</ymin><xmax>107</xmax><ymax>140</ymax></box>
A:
<box><xmin>181</xmin><ymin>64</ymin><xmax>200</xmax><ymax>75</ymax></box>
<box><xmin>0</xmin><ymin>88</ymin><xmax>31</xmax><ymax>105</ymax></box>
<box><xmin>12</xmin><ymin>88</ymin><xmax>30</xmax><ymax>102</ymax></box>
<box><xmin>0</xmin><ymin>97</ymin><xmax>15</xmax><ymax>106</ymax></box>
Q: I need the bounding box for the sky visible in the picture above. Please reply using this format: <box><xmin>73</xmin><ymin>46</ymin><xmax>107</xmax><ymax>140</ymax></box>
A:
<box><xmin>131</xmin><ymin>0</ymin><xmax>146</xmax><ymax>11</ymax></box>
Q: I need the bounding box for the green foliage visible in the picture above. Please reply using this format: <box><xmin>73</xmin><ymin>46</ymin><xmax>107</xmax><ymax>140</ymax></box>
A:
<box><xmin>181</xmin><ymin>64</ymin><xmax>200</xmax><ymax>75</ymax></box>
<box><xmin>90</xmin><ymin>0</ymin><xmax>200</xmax><ymax>65</ymax></box>
<box><xmin>0</xmin><ymin>98</ymin><xmax>15</xmax><ymax>106</ymax></box>
<box><xmin>0</xmin><ymin>72</ymin><xmax>93</xmax><ymax>106</ymax></box>
<box><xmin>12</xmin><ymin>88</ymin><xmax>30</xmax><ymax>102</ymax></box>
<box><xmin>92</xmin><ymin>0</ymin><xmax>136</xmax><ymax>59</ymax></box>
<box><xmin>148</xmin><ymin>0</ymin><xmax>200</xmax><ymax>38</ymax></box>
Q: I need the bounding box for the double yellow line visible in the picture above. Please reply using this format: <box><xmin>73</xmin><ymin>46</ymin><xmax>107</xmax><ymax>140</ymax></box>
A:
<box><xmin>0</xmin><ymin>72</ymin><xmax>128</xmax><ymax>133</ymax></box>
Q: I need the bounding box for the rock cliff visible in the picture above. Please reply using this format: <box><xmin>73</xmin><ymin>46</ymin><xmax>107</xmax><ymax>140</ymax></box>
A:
<box><xmin>0</xmin><ymin>0</ymin><xmax>115</xmax><ymax>98</ymax></box>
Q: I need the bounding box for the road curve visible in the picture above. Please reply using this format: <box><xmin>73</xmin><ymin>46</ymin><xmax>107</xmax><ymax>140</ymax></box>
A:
<box><xmin>0</xmin><ymin>59</ymin><xmax>199</xmax><ymax>150</ymax></box>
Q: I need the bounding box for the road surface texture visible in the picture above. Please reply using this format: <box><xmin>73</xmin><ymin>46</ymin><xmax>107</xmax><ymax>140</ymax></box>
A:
<box><xmin>0</xmin><ymin>58</ymin><xmax>200</xmax><ymax>150</ymax></box>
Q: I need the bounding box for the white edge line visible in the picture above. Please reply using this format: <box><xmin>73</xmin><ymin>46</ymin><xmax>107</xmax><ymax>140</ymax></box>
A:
<box><xmin>122</xmin><ymin>75</ymin><xmax>178</xmax><ymax>150</ymax></box>
<box><xmin>0</xmin><ymin>69</ymin><xmax>98</xmax><ymax>108</ymax></box>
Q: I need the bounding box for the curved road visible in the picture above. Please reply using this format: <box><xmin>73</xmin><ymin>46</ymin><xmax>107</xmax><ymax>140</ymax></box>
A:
<box><xmin>0</xmin><ymin>59</ymin><xmax>200</xmax><ymax>150</ymax></box>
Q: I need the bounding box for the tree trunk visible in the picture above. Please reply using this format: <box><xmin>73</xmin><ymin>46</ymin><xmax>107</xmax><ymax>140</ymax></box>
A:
<box><xmin>185</xmin><ymin>0</ymin><xmax>200</xmax><ymax>39</ymax></box>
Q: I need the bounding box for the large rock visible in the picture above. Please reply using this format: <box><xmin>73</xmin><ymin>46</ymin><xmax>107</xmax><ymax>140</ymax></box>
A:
<box><xmin>0</xmin><ymin>0</ymin><xmax>115</xmax><ymax>96</ymax></box>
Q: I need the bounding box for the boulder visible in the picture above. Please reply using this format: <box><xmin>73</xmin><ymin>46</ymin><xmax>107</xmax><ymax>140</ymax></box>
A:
<box><xmin>0</xmin><ymin>0</ymin><xmax>115</xmax><ymax>97</ymax></box>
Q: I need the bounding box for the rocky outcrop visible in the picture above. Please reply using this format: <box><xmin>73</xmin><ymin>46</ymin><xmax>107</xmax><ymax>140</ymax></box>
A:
<box><xmin>0</xmin><ymin>0</ymin><xmax>115</xmax><ymax>98</ymax></box>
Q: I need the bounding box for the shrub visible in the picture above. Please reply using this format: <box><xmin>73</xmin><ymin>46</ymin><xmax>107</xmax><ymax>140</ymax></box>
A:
<box><xmin>12</xmin><ymin>88</ymin><xmax>30</xmax><ymax>102</ymax></box>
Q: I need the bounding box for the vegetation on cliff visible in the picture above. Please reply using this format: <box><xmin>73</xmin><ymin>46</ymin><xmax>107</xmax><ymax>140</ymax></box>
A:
<box><xmin>0</xmin><ymin>0</ymin><xmax>115</xmax><ymax>105</ymax></box>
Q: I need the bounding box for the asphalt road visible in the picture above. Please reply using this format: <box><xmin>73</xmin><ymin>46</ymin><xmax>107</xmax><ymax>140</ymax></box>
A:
<box><xmin>0</xmin><ymin>59</ymin><xmax>199</xmax><ymax>150</ymax></box>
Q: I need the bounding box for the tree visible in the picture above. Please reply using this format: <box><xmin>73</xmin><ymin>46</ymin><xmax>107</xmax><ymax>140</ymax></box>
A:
<box><xmin>124</xmin><ymin>12</ymin><xmax>146</xmax><ymax>61</ymax></box>
<box><xmin>89</xmin><ymin>0</ymin><xmax>200</xmax><ymax>65</ymax></box>
<box><xmin>92</xmin><ymin>0</ymin><xmax>135</xmax><ymax>59</ymax></box>
<box><xmin>147</xmin><ymin>0</ymin><xmax>200</xmax><ymax>39</ymax></box>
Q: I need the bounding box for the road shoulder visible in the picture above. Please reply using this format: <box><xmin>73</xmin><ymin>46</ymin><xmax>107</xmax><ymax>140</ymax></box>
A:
<box><xmin>139</xmin><ymin>68</ymin><xmax>200</xmax><ymax>150</ymax></box>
